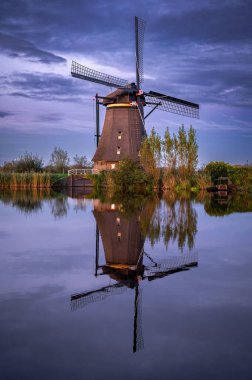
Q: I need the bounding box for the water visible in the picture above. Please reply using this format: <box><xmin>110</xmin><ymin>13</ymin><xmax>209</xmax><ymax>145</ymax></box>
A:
<box><xmin>0</xmin><ymin>189</ymin><xmax>252</xmax><ymax>380</ymax></box>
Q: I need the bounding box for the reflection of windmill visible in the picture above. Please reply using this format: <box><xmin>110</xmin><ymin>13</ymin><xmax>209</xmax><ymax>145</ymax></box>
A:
<box><xmin>71</xmin><ymin>200</ymin><xmax>198</xmax><ymax>353</ymax></box>
<box><xmin>71</xmin><ymin>16</ymin><xmax>199</xmax><ymax>172</ymax></box>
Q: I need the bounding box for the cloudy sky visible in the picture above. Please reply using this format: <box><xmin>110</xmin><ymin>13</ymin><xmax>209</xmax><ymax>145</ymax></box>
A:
<box><xmin>1</xmin><ymin>0</ymin><xmax>252</xmax><ymax>166</ymax></box>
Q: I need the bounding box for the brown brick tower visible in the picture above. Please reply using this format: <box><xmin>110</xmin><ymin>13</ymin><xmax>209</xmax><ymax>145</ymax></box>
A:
<box><xmin>92</xmin><ymin>84</ymin><xmax>146</xmax><ymax>172</ymax></box>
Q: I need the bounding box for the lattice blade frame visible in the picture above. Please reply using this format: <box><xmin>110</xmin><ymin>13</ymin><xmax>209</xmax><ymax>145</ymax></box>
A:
<box><xmin>145</xmin><ymin>91</ymin><xmax>199</xmax><ymax>118</ymax></box>
<box><xmin>71</xmin><ymin>61</ymin><xmax>128</xmax><ymax>88</ymax></box>
<box><xmin>135</xmin><ymin>16</ymin><xmax>146</xmax><ymax>89</ymax></box>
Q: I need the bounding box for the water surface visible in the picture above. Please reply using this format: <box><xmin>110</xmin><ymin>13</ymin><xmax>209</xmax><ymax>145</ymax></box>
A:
<box><xmin>0</xmin><ymin>190</ymin><xmax>252</xmax><ymax>380</ymax></box>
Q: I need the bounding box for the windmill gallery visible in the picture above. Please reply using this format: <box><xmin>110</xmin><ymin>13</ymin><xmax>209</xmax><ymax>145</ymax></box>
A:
<box><xmin>71</xmin><ymin>16</ymin><xmax>199</xmax><ymax>173</ymax></box>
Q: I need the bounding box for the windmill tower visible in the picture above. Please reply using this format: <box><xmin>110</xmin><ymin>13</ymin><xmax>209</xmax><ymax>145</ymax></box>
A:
<box><xmin>71</xmin><ymin>17</ymin><xmax>199</xmax><ymax>172</ymax></box>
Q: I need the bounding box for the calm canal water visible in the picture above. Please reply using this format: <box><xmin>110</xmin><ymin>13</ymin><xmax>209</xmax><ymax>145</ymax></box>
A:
<box><xmin>0</xmin><ymin>189</ymin><xmax>252</xmax><ymax>380</ymax></box>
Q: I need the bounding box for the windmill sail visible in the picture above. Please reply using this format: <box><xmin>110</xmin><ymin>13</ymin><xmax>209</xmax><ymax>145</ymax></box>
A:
<box><xmin>135</xmin><ymin>16</ymin><xmax>146</xmax><ymax>89</ymax></box>
<box><xmin>145</xmin><ymin>91</ymin><xmax>199</xmax><ymax>118</ymax></box>
<box><xmin>71</xmin><ymin>61</ymin><xmax>128</xmax><ymax>88</ymax></box>
<box><xmin>71</xmin><ymin>281</ymin><xmax>128</xmax><ymax>311</ymax></box>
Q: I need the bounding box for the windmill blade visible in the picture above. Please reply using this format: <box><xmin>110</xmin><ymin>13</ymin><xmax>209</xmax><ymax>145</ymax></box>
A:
<box><xmin>71</xmin><ymin>61</ymin><xmax>128</xmax><ymax>88</ymax></box>
<box><xmin>135</xmin><ymin>16</ymin><xmax>146</xmax><ymax>89</ymax></box>
<box><xmin>144</xmin><ymin>253</ymin><xmax>198</xmax><ymax>280</ymax></box>
<box><xmin>144</xmin><ymin>90</ymin><xmax>199</xmax><ymax>118</ymax></box>
<box><xmin>71</xmin><ymin>280</ymin><xmax>134</xmax><ymax>311</ymax></box>
<box><xmin>133</xmin><ymin>283</ymin><xmax>144</xmax><ymax>353</ymax></box>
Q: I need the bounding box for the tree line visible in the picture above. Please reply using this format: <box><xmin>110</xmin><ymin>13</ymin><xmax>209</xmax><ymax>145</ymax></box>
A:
<box><xmin>0</xmin><ymin>147</ymin><xmax>93</xmax><ymax>174</ymax></box>
<box><xmin>140</xmin><ymin>125</ymin><xmax>198</xmax><ymax>189</ymax></box>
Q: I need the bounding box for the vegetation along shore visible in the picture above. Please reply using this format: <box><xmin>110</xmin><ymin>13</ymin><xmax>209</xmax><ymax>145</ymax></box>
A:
<box><xmin>1</xmin><ymin>126</ymin><xmax>251</xmax><ymax>193</ymax></box>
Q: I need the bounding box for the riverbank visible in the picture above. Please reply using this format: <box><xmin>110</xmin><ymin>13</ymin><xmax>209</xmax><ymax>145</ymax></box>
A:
<box><xmin>0</xmin><ymin>161</ymin><xmax>251</xmax><ymax>193</ymax></box>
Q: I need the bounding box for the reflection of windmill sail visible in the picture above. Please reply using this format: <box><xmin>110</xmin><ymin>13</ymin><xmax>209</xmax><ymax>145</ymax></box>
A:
<box><xmin>133</xmin><ymin>282</ymin><xmax>144</xmax><ymax>352</ymax></box>
<box><xmin>71</xmin><ymin>282</ymin><xmax>128</xmax><ymax>311</ymax></box>
<box><xmin>144</xmin><ymin>253</ymin><xmax>198</xmax><ymax>280</ymax></box>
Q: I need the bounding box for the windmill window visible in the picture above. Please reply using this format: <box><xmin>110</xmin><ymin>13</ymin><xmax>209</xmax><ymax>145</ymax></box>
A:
<box><xmin>116</xmin><ymin>217</ymin><xmax>120</xmax><ymax>226</ymax></box>
<box><xmin>117</xmin><ymin>147</ymin><xmax>121</xmax><ymax>154</ymax></box>
<box><xmin>111</xmin><ymin>163</ymin><xmax>115</xmax><ymax>169</ymax></box>
<box><xmin>117</xmin><ymin>232</ymin><xmax>122</xmax><ymax>241</ymax></box>
<box><xmin>111</xmin><ymin>204</ymin><xmax>115</xmax><ymax>210</ymax></box>
<box><xmin>118</xmin><ymin>131</ymin><xmax>122</xmax><ymax>140</ymax></box>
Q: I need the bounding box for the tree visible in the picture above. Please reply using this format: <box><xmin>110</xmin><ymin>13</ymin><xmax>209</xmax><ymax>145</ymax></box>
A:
<box><xmin>73</xmin><ymin>154</ymin><xmax>92</xmax><ymax>168</ymax></box>
<box><xmin>1</xmin><ymin>152</ymin><xmax>43</xmax><ymax>173</ymax></box>
<box><xmin>140</xmin><ymin>128</ymin><xmax>161</xmax><ymax>187</ymax></box>
<box><xmin>50</xmin><ymin>146</ymin><xmax>70</xmax><ymax>173</ymax></box>
<box><xmin>187</xmin><ymin>126</ymin><xmax>198</xmax><ymax>176</ymax></box>
<box><xmin>177</xmin><ymin>124</ymin><xmax>187</xmax><ymax>177</ymax></box>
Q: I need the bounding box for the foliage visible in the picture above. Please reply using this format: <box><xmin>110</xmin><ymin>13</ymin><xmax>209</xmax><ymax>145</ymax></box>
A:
<box><xmin>72</xmin><ymin>154</ymin><xmax>93</xmax><ymax>169</ymax></box>
<box><xmin>140</xmin><ymin>125</ymin><xmax>198</xmax><ymax>190</ymax></box>
<box><xmin>140</xmin><ymin>128</ymin><xmax>161</xmax><ymax>187</ymax></box>
<box><xmin>50</xmin><ymin>146</ymin><xmax>70</xmax><ymax>173</ymax></box>
<box><xmin>1</xmin><ymin>152</ymin><xmax>43</xmax><ymax>173</ymax></box>
<box><xmin>204</xmin><ymin>161</ymin><xmax>252</xmax><ymax>190</ymax></box>
<box><xmin>110</xmin><ymin>158</ymin><xmax>152</xmax><ymax>194</ymax></box>
<box><xmin>204</xmin><ymin>161</ymin><xmax>231</xmax><ymax>181</ymax></box>
<box><xmin>0</xmin><ymin>172</ymin><xmax>67</xmax><ymax>188</ymax></box>
<box><xmin>89</xmin><ymin>159</ymin><xmax>152</xmax><ymax>196</ymax></box>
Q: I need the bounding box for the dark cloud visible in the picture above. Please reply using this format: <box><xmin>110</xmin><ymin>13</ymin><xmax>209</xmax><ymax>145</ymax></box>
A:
<box><xmin>1</xmin><ymin>0</ymin><xmax>251</xmax><ymax>109</ymax></box>
<box><xmin>34</xmin><ymin>113</ymin><xmax>64</xmax><ymax>123</ymax></box>
<box><xmin>0</xmin><ymin>33</ymin><xmax>66</xmax><ymax>63</ymax></box>
<box><xmin>0</xmin><ymin>111</ymin><xmax>14</xmax><ymax>118</ymax></box>
<box><xmin>3</xmin><ymin>72</ymin><xmax>88</xmax><ymax>102</ymax></box>
<box><xmin>1</xmin><ymin>0</ymin><xmax>251</xmax><ymax>53</ymax></box>
<box><xmin>150</xmin><ymin>1</ymin><xmax>252</xmax><ymax>45</ymax></box>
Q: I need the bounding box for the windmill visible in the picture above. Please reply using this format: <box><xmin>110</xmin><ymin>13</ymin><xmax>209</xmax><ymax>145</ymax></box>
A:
<box><xmin>71</xmin><ymin>16</ymin><xmax>199</xmax><ymax>172</ymax></box>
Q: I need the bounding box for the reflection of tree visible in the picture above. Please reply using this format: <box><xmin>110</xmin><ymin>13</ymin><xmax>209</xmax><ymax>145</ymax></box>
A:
<box><xmin>0</xmin><ymin>188</ymin><xmax>71</xmax><ymax>218</ymax></box>
<box><xmin>49</xmin><ymin>196</ymin><xmax>69</xmax><ymax>218</ymax></box>
<box><xmin>140</xmin><ymin>192</ymin><xmax>198</xmax><ymax>251</ymax></box>
<box><xmin>204</xmin><ymin>193</ymin><xmax>252</xmax><ymax>216</ymax></box>
<box><xmin>139</xmin><ymin>196</ymin><xmax>160</xmax><ymax>246</ymax></box>
<box><xmin>0</xmin><ymin>188</ymin><xmax>51</xmax><ymax>214</ymax></box>
<box><xmin>73</xmin><ymin>199</ymin><xmax>87</xmax><ymax>213</ymax></box>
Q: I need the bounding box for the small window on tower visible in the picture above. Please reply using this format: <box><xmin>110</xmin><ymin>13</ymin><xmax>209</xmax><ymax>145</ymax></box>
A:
<box><xmin>111</xmin><ymin>163</ymin><xmax>115</xmax><ymax>169</ymax></box>
<box><xmin>117</xmin><ymin>147</ymin><xmax>121</xmax><ymax>154</ymax></box>
<box><xmin>117</xmin><ymin>232</ymin><xmax>122</xmax><ymax>241</ymax></box>
<box><xmin>118</xmin><ymin>131</ymin><xmax>122</xmax><ymax>140</ymax></box>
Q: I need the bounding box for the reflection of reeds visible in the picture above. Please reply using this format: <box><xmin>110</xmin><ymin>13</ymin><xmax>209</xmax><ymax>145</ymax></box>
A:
<box><xmin>0</xmin><ymin>172</ymin><xmax>63</xmax><ymax>188</ymax></box>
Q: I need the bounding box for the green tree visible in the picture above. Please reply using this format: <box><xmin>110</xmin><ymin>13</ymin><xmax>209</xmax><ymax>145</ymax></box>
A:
<box><xmin>162</xmin><ymin>127</ymin><xmax>173</xmax><ymax>171</ymax></box>
<box><xmin>204</xmin><ymin>161</ymin><xmax>230</xmax><ymax>181</ymax></box>
<box><xmin>50</xmin><ymin>146</ymin><xmax>70</xmax><ymax>173</ymax></box>
<box><xmin>140</xmin><ymin>128</ymin><xmax>161</xmax><ymax>187</ymax></box>
<box><xmin>187</xmin><ymin>126</ymin><xmax>198</xmax><ymax>176</ymax></box>
<box><xmin>177</xmin><ymin>125</ymin><xmax>187</xmax><ymax>177</ymax></box>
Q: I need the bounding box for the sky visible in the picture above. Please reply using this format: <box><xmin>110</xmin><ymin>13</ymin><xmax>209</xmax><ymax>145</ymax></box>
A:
<box><xmin>0</xmin><ymin>0</ymin><xmax>252</xmax><ymax>166</ymax></box>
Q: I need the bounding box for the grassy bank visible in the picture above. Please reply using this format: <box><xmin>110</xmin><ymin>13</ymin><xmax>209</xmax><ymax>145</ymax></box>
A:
<box><xmin>0</xmin><ymin>172</ymin><xmax>67</xmax><ymax>188</ymax></box>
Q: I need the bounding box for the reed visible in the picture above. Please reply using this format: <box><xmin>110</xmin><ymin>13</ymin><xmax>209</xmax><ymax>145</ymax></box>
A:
<box><xmin>0</xmin><ymin>172</ymin><xmax>61</xmax><ymax>188</ymax></box>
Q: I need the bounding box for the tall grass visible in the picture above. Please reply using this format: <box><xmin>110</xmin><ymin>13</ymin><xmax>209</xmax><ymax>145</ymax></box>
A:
<box><xmin>0</xmin><ymin>172</ymin><xmax>66</xmax><ymax>188</ymax></box>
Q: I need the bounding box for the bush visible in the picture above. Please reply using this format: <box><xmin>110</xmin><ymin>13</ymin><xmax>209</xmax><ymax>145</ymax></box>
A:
<box><xmin>1</xmin><ymin>152</ymin><xmax>43</xmax><ymax>173</ymax></box>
